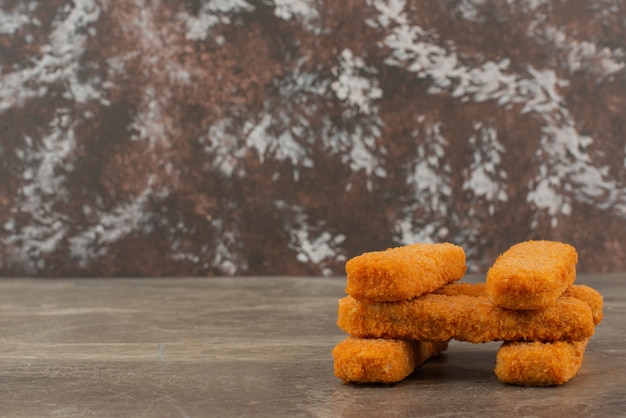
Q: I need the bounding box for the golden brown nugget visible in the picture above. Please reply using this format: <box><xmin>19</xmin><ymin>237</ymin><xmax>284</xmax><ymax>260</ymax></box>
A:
<box><xmin>563</xmin><ymin>284</ymin><xmax>604</xmax><ymax>325</ymax></box>
<box><xmin>434</xmin><ymin>282</ymin><xmax>603</xmax><ymax>325</ymax></box>
<box><xmin>337</xmin><ymin>294</ymin><xmax>594</xmax><ymax>343</ymax></box>
<box><xmin>345</xmin><ymin>243</ymin><xmax>466</xmax><ymax>302</ymax></box>
<box><xmin>494</xmin><ymin>339</ymin><xmax>588</xmax><ymax>386</ymax></box>
<box><xmin>486</xmin><ymin>240</ymin><xmax>578</xmax><ymax>310</ymax></box>
<box><xmin>432</xmin><ymin>282</ymin><xmax>487</xmax><ymax>297</ymax></box>
<box><xmin>332</xmin><ymin>337</ymin><xmax>448</xmax><ymax>384</ymax></box>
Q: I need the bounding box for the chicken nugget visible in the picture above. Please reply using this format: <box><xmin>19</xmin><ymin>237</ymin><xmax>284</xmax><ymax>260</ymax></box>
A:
<box><xmin>434</xmin><ymin>282</ymin><xmax>603</xmax><ymax>325</ymax></box>
<box><xmin>345</xmin><ymin>243</ymin><xmax>466</xmax><ymax>302</ymax></box>
<box><xmin>332</xmin><ymin>337</ymin><xmax>448</xmax><ymax>384</ymax></box>
<box><xmin>337</xmin><ymin>294</ymin><xmax>594</xmax><ymax>343</ymax></box>
<box><xmin>563</xmin><ymin>284</ymin><xmax>604</xmax><ymax>325</ymax></box>
<box><xmin>486</xmin><ymin>240</ymin><xmax>578</xmax><ymax>310</ymax></box>
<box><xmin>494</xmin><ymin>339</ymin><xmax>588</xmax><ymax>386</ymax></box>
<box><xmin>432</xmin><ymin>282</ymin><xmax>486</xmax><ymax>297</ymax></box>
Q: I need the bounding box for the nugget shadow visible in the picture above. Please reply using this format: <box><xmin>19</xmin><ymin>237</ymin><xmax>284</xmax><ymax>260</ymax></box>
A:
<box><xmin>408</xmin><ymin>341</ymin><xmax>500</xmax><ymax>384</ymax></box>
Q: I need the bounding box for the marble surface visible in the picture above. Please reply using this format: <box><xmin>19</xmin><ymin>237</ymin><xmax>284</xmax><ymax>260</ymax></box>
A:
<box><xmin>2</xmin><ymin>1</ymin><xmax>626</xmax><ymax>277</ymax></box>
<box><xmin>0</xmin><ymin>274</ymin><xmax>623</xmax><ymax>417</ymax></box>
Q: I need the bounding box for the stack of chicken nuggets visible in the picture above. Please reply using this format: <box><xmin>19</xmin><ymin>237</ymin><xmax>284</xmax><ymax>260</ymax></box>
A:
<box><xmin>333</xmin><ymin>241</ymin><xmax>603</xmax><ymax>386</ymax></box>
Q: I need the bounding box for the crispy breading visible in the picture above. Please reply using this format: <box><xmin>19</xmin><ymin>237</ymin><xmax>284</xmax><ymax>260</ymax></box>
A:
<box><xmin>337</xmin><ymin>294</ymin><xmax>594</xmax><ymax>343</ymax></box>
<box><xmin>434</xmin><ymin>282</ymin><xmax>603</xmax><ymax>326</ymax></box>
<box><xmin>432</xmin><ymin>282</ymin><xmax>487</xmax><ymax>297</ymax></box>
<box><xmin>563</xmin><ymin>284</ymin><xmax>604</xmax><ymax>325</ymax></box>
<box><xmin>332</xmin><ymin>337</ymin><xmax>448</xmax><ymax>384</ymax></box>
<box><xmin>345</xmin><ymin>243</ymin><xmax>466</xmax><ymax>302</ymax></box>
<box><xmin>334</xmin><ymin>241</ymin><xmax>602</xmax><ymax>387</ymax></box>
<box><xmin>495</xmin><ymin>339</ymin><xmax>588</xmax><ymax>386</ymax></box>
<box><xmin>486</xmin><ymin>240</ymin><xmax>578</xmax><ymax>310</ymax></box>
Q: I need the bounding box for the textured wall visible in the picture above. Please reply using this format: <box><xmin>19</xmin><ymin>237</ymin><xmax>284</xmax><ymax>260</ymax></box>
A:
<box><xmin>1</xmin><ymin>0</ymin><xmax>625</xmax><ymax>277</ymax></box>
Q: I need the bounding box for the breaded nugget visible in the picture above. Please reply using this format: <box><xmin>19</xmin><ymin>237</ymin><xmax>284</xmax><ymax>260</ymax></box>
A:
<box><xmin>486</xmin><ymin>240</ymin><xmax>578</xmax><ymax>310</ymax></box>
<box><xmin>434</xmin><ymin>282</ymin><xmax>603</xmax><ymax>325</ymax></box>
<box><xmin>332</xmin><ymin>337</ymin><xmax>448</xmax><ymax>384</ymax></box>
<box><xmin>494</xmin><ymin>339</ymin><xmax>588</xmax><ymax>386</ymax></box>
<box><xmin>345</xmin><ymin>243</ymin><xmax>466</xmax><ymax>302</ymax></box>
<box><xmin>337</xmin><ymin>294</ymin><xmax>594</xmax><ymax>343</ymax></box>
<box><xmin>563</xmin><ymin>284</ymin><xmax>604</xmax><ymax>325</ymax></box>
<box><xmin>432</xmin><ymin>282</ymin><xmax>486</xmax><ymax>297</ymax></box>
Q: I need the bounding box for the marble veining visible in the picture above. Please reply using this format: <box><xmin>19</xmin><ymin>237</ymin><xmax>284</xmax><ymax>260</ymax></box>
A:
<box><xmin>0</xmin><ymin>275</ymin><xmax>622</xmax><ymax>417</ymax></box>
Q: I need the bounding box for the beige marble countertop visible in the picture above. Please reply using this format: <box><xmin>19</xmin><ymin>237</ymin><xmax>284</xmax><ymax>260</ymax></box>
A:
<box><xmin>0</xmin><ymin>274</ymin><xmax>623</xmax><ymax>417</ymax></box>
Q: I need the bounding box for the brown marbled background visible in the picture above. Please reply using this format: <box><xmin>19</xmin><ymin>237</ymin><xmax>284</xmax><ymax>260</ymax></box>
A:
<box><xmin>1</xmin><ymin>0</ymin><xmax>625</xmax><ymax>277</ymax></box>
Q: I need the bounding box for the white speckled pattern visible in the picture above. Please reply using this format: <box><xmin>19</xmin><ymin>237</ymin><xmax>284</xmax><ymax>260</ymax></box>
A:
<box><xmin>1</xmin><ymin>1</ymin><xmax>624</xmax><ymax>276</ymax></box>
